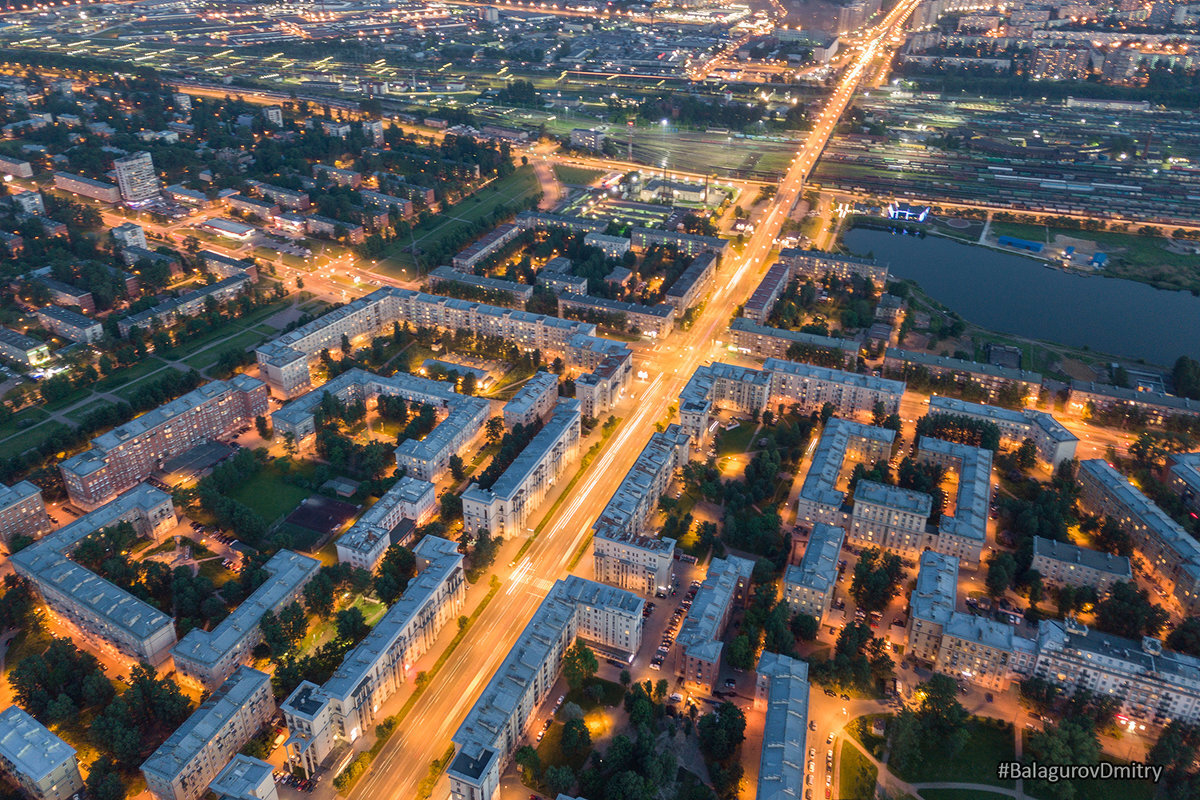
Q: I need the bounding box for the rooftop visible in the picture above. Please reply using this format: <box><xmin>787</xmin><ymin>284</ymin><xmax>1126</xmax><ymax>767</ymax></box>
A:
<box><xmin>677</xmin><ymin>555</ymin><xmax>754</xmax><ymax>663</ymax></box>
<box><xmin>887</xmin><ymin>348</ymin><xmax>1043</xmax><ymax>385</ymax></box>
<box><xmin>1032</xmin><ymin>537</ymin><xmax>1132</xmax><ymax>578</ymax></box>
<box><xmin>729</xmin><ymin>317</ymin><xmax>858</xmax><ymax>354</ymax></box>
<box><xmin>0</xmin><ymin>706</ymin><xmax>76</xmax><ymax>781</ymax></box>
<box><xmin>785</xmin><ymin>524</ymin><xmax>844</xmax><ymax>596</ymax></box>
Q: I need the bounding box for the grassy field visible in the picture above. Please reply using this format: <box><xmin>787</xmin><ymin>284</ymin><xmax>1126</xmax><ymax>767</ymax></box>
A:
<box><xmin>378</xmin><ymin>166</ymin><xmax>540</xmax><ymax>272</ymax></box>
<box><xmin>227</xmin><ymin>463</ymin><xmax>311</xmax><ymax>522</ymax></box>
<box><xmin>535</xmin><ymin>720</ymin><xmax>592</xmax><ymax>774</ymax></box>
<box><xmin>988</xmin><ymin>221</ymin><xmax>1200</xmax><ymax>293</ymax></box>
<box><xmin>553</xmin><ymin>164</ymin><xmax>604</xmax><ymax>186</ymax></box>
<box><xmin>94</xmin><ymin>357</ymin><xmax>167</xmax><ymax>393</ymax></box>
<box><xmin>715</xmin><ymin>423</ymin><xmax>758</xmax><ymax>456</ymax></box>
<box><xmin>838</xmin><ymin>741</ymin><xmax>878</xmax><ymax>800</ymax></box>
<box><xmin>0</xmin><ymin>421</ymin><xmax>72</xmax><ymax>459</ymax></box>
<box><xmin>889</xmin><ymin>720</ymin><xmax>1016</xmax><ymax>789</ymax></box>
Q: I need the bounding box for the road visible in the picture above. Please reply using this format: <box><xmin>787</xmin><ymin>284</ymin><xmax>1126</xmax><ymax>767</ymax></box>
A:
<box><xmin>348</xmin><ymin>3</ymin><xmax>926</xmax><ymax>798</ymax></box>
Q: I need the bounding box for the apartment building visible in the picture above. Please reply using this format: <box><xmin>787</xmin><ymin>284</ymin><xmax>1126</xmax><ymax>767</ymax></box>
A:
<box><xmin>913</xmin><ymin>436</ymin><xmax>993</xmax><ymax>565</ymax></box>
<box><xmin>1030</xmin><ymin>537</ymin><xmax>1132</xmax><ymax>592</ymax></box>
<box><xmin>11</xmin><ymin>484</ymin><xmax>178</xmax><ymax>663</ymax></box>
<box><xmin>226</xmin><ymin>194</ymin><xmax>279</xmax><ymax>220</ymax></box>
<box><xmin>1070</xmin><ymin>381</ymin><xmax>1200</xmax><ymax>425</ymax></box>
<box><xmin>557</xmin><ymin>293</ymin><xmax>675</xmax><ymax>339</ymax></box>
<box><xmin>927</xmin><ymin>395</ymin><xmax>1078</xmax><ymax>468</ymax></box>
<box><xmin>677</xmin><ymin>361</ymin><xmax>903</xmax><ymax>446</ymax></box>
<box><xmin>1167</xmin><ymin>452</ymin><xmax>1200</xmax><ymax>514</ymax></box>
<box><xmin>199</xmin><ymin>251</ymin><xmax>259</xmax><ymax>282</ymax></box>
<box><xmin>172</xmin><ymin>550</ymin><xmax>321</xmax><ymax>688</ymax></box>
<box><xmin>1025</xmin><ymin>619</ymin><xmax>1200</xmax><ymax>726</ymax></box>
<box><xmin>52</xmin><ymin>171</ymin><xmax>121</xmax><ymax>203</ymax></box>
<box><xmin>675</xmin><ymin>556</ymin><xmax>754</xmax><ymax>694</ymax></box>
<box><xmin>503</xmin><ymin>372</ymin><xmax>559</xmax><ymax>428</ymax></box>
<box><xmin>463</xmin><ymin>400</ymin><xmax>581</xmax><ymax>539</ymax></box>
<box><xmin>0</xmin><ymin>328</ymin><xmax>51</xmax><ymax>367</ymax></box>
<box><xmin>116</xmin><ymin>274</ymin><xmax>252</xmax><ymax>337</ymax></box>
<box><xmin>208</xmin><ymin>755</ymin><xmax>277</xmax><ymax>800</ymax></box>
<box><xmin>428</xmin><ymin>267</ymin><xmax>533</xmax><ymax>304</ymax></box>
<box><xmin>663</xmin><ymin>252</ymin><xmax>716</xmax><ymax>312</ymax></box>
<box><xmin>1077</xmin><ymin>459</ymin><xmax>1200</xmax><ymax>614</ymax></box>
<box><xmin>112</xmin><ymin>222</ymin><xmax>147</xmax><ymax>250</ymax></box>
<box><xmin>449</xmin><ymin>577</ymin><xmax>643</xmax><ymax>800</ymax></box>
<box><xmin>60</xmin><ymin>375</ymin><xmax>268</xmax><ymax>509</ymax></box>
<box><xmin>537</xmin><ymin>271</ymin><xmax>588</xmax><ymax>297</ymax></box>
<box><xmin>0</xmin><ymin>155</ymin><xmax>33</xmax><ymax>179</ymax></box>
<box><xmin>114</xmin><ymin>152</ymin><xmax>159</xmax><ymax>205</ymax></box>
<box><xmin>906</xmin><ymin>552</ymin><xmax>1022</xmax><ymax>690</ymax></box>
<box><xmin>778</xmin><ymin>248</ymin><xmax>889</xmax><ymax>286</ymax></box>
<box><xmin>629</xmin><ymin>228</ymin><xmax>729</xmax><ymax>261</ymax></box>
<box><xmin>754</xmin><ymin>653</ymin><xmax>810</xmax><ymax>800</ymax></box>
<box><xmin>514</xmin><ymin>211</ymin><xmax>606</xmax><ymax>235</ymax></box>
<box><xmin>592</xmin><ymin>426</ymin><xmax>690</xmax><ymax>594</ymax></box>
<box><xmin>783</xmin><ymin>523</ymin><xmax>845</xmax><ymax>621</ymax></box>
<box><xmin>0</xmin><ymin>706</ymin><xmax>83</xmax><ymax>800</ymax></box>
<box><xmin>0</xmin><ymin>480</ymin><xmax>51</xmax><ymax>550</ymax></box>
<box><xmin>35</xmin><ymin>305</ymin><xmax>102</xmax><ymax>344</ymax></box>
<box><xmin>743</xmin><ymin>261</ymin><xmax>790</xmax><ymax>324</ymax></box>
<box><xmin>584</xmin><ymin>232</ymin><xmax>631</xmax><ymax>258</ymax></box>
<box><xmin>271</xmin><ymin>369</ymin><xmax>488</xmax><ymax>482</ymax></box>
<box><xmin>282</xmin><ymin>537</ymin><xmax>465</xmax><ymax>775</ymax></box>
<box><xmin>255</xmin><ymin>288</ymin><xmax>629</xmax><ymax>416</ymax></box>
<box><xmin>358</xmin><ymin>189</ymin><xmax>412</xmax><ymax>219</ymax></box>
<box><xmin>796</xmin><ymin>418</ymin><xmax>896</xmax><ymax>528</ymax></box>
<box><xmin>141</xmin><ymin>667</ymin><xmax>276</xmax><ymax>800</ymax></box>
<box><xmin>335</xmin><ymin>476</ymin><xmax>436</xmax><ymax>571</ymax></box>
<box><xmin>884</xmin><ymin>349</ymin><xmax>1042</xmax><ymax>403</ymax></box>
<box><xmin>311</xmin><ymin>164</ymin><xmax>362</xmax><ymax>188</ymax></box>
<box><xmin>726</xmin><ymin>317</ymin><xmax>859</xmax><ymax>369</ymax></box>
<box><xmin>246</xmin><ymin>181</ymin><xmax>310</xmax><ymax>211</ymax></box>
<box><xmin>451</xmin><ymin>224</ymin><xmax>520</xmax><ymax>270</ymax></box>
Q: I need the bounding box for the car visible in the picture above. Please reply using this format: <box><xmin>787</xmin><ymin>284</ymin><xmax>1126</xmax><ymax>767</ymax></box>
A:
<box><xmin>536</xmin><ymin>730</ymin><xmax>545</xmax><ymax>742</ymax></box>
<box><xmin>827</xmin><ymin>748</ymin><xmax>834</xmax><ymax>760</ymax></box>
<box><xmin>808</xmin><ymin>761</ymin><xmax>815</xmax><ymax>773</ymax></box>
<box><xmin>809</xmin><ymin>720</ymin><xmax>817</xmax><ymax>731</ymax></box>
<box><xmin>724</xmin><ymin>678</ymin><xmax>737</xmax><ymax>688</ymax></box>
<box><xmin>649</xmin><ymin>661</ymin><xmax>661</xmax><ymax>670</ymax></box>
<box><xmin>655</xmin><ymin>591</ymin><xmax>667</xmax><ymax>599</ymax></box>
<box><xmin>825</xmin><ymin>788</ymin><xmax>831</xmax><ymax>799</ymax></box>
<box><xmin>826</xmin><ymin>774</ymin><xmax>832</xmax><ymax>786</ymax></box>
<box><xmin>841</xmin><ymin>694</ymin><xmax>850</xmax><ymax>700</ymax></box>
<box><xmin>669</xmin><ymin>693</ymin><xmax>683</xmax><ymax>703</ymax></box>
<box><xmin>806</xmin><ymin>775</ymin><xmax>813</xmax><ymax>786</ymax></box>
<box><xmin>827</xmin><ymin>733</ymin><xmax>835</xmax><ymax>744</ymax></box>
<box><xmin>985</xmin><ymin>693</ymin><xmax>994</xmax><ymax>703</ymax></box>
<box><xmin>531</xmin><ymin>795</ymin><xmax>542</xmax><ymax>800</ymax></box>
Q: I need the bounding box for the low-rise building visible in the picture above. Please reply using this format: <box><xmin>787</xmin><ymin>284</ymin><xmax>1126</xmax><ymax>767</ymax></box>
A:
<box><xmin>743</xmin><ymin>261</ymin><xmax>790</xmax><ymax>324</ymax></box>
<box><xmin>272</xmin><ymin>369</ymin><xmax>488</xmax><ymax>483</ymax></box>
<box><xmin>537</xmin><ymin>271</ymin><xmax>588</xmax><ymax>297</ymax></box>
<box><xmin>783</xmin><ymin>523</ymin><xmax>844</xmax><ymax>621</ymax></box>
<box><xmin>282</xmin><ymin>537</ymin><xmax>465</xmax><ymax>776</ymax></box>
<box><xmin>664</xmin><ymin>252</ymin><xmax>716</xmax><ymax>312</ymax></box>
<box><xmin>335</xmin><ymin>476</ymin><xmax>437</xmax><ymax>571</ymax></box>
<box><xmin>0</xmin><ymin>155</ymin><xmax>33</xmax><ymax>179</ymax></box>
<box><xmin>569</xmin><ymin>128</ymin><xmax>606</xmax><ymax>152</ymax></box>
<box><xmin>10</xmin><ymin>484</ymin><xmax>178</xmax><ymax>663</ymax></box>
<box><xmin>0</xmin><ymin>706</ymin><xmax>83</xmax><ymax>800</ymax></box>
<box><xmin>1031</xmin><ymin>537</ymin><xmax>1131</xmax><ymax>592</ymax></box>
<box><xmin>514</xmin><ymin>211</ymin><xmax>606</xmax><ymax>235</ymax></box>
<box><xmin>0</xmin><ymin>481</ymin><xmax>51</xmax><ymax>551</ymax></box>
<box><xmin>117</xmin><ymin>274</ymin><xmax>253</xmax><ymax>338</ymax></box>
<box><xmin>630</xmin><ymin>228</ymin><xmax>729</xmax><ymax>262</ymax></box>
<box><xmin>503</xmin><ymin>372</ymin><xmax>559</xmax><ymax>428</ymax></box>
<box><xmin>141</xmin><ymin>667</ymin><xmax>276</xmax><ymax>800</ymax></box>
<box><xmin>61</xmin><ymin>376</ymin><xmax>267</xmax><ymax>509</ymax></box>
<box><xmin>0</xmin><ymin>328</ymin><xmax>51</xmax><ymax>367</ymax></box>
<box><xmin>885</xmin><ymin>349</ymin><xmax>1042</xmax><ymax>404</ymax></box>
<box><xmin>311</xmin><ymin>164</ymin><xmax>362</xmax><ymax>188</ymax></box>
<box><xmin>1078</xmin><ymin>459</ymin><xmax>1200</xmax><ymax>614</ymax></box>
<box><xmin>462</xmin><ymin>400</ymin><xmax>581</xmax><ymax>539</ymax></box>
<box><xmin>304</xmin><ymin>215</ymin><xmax>364</xmax><ymax>244</ymax></box>
<box><xmin>754</xmin><ymin>653</ymin><xmax>810</xmax><ymax>800</ymax></box>
<box><xmin>172</xmin><ymin>550</ymin><xmax>321</xmax><ymax>688</ymax></box>
<box><xmin>1070</xmin><ymin>381</ymin><xmax>1200</xmax><ymax>425</ymax></box>
<box><xmin>52</xmin><ymin>172</ymin><xmax>121</xmax><ymax>203</ymax></box>
<box><xmin>675</xmin><ymin>555</ymin><xmax>754</xmax><ymax>693</ymax></box>
<box><xmin>451</xmin><ymin>224</ymin><xmax>520</xmax><ymax>270</ymax></box>
<box><xmin>448</xmin><ymin>577</ymin><xmax>643</xmax><ymax>800</ymax></box>
<box><xmin>583</xmin><ymin>232</ymin><xmax>631</xmax><ymax>258</ymax></box>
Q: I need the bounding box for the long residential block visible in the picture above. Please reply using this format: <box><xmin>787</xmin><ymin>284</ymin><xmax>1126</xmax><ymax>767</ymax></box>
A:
<box><xmin>1031</xmin><ymin>537</ymin><xmax>1131</xmax><ymax>592</ymax></box>
<box><xmin>778</xmin><ymin>248</ymin><xmax>889</xmax><ymax>286</ymax></box>
<box><xmin>448</xmin><ymin>577</ymin><xmax>643</xmax><ymax>800</ymax></box>
<box><xmin>60</xmin><ymin>375</ymin><xmax>268</xmax><ymax>509</ymax></box>
<box><xmin>271</xmin><ymin>369</ymin><xmax>488</xmax><ymax>482</ymax></box>
<box><xmin>34</xmin><ymin>305</ymin><xmax>103</xmax><ymax>344</ymax></box>
<box><xmin>1077</xmin><ymin>459</ymin><xmax>1200</xmax><ymax>614</ymax></box>
<box><xmin>784</xmin><ymin>523</ymin><xmax>844</xmax><ymax>621</ymax></box>
<box><xmin>927</xmin><ymin>395</ymin><xmax>1077</xmax><ymax>468</ymax></box>
<box><xmin>557</xmin><ymin>293</ymin><xmax>675</xmax><ymax>339</ymax></box>
<box><xmin>503</xmin><ymin>372</ymin><xmax>559</xmax><ymax>428</ymax></box>
<box><xmin>462</xmin><ymin>399</ymin><xmax>581</xmax><ymax>539</ymax></box>
<box><xmin>11</xmin><ymin>484</ymin><xmax>178</xmax><ymax>663</ymax></box>
<box><xmin>726</xmin><ymin>317</ymin><xmax>858</xmax><ymax>369</ymax></box>
<box><xmin>592</xmin><ymin>425</ymin><xmax>689</xmax><ymax>594</ymax></box>
<box><xmin>1168</xmin><ymin>452</ymin><xmax>1200</xmax><ymax>514</ymax></box>
<box><xmin>172</xmin><ymin>550</ymin><xmax>321</xmax><ymax>688</ymax></box>
<box><xmin>1070</xmin><ymin>381</ymin><xmax>1200</xmax><ymax>425</ymax></box>
<box><xmin>675</xmin><ymin>555</ymin><xmax>753</xmax><ymax>694</ymax></box>
<box><xmin>117</xmin><ymin>274</ymin><xmax>252</xmax><ymax>337</ymax></box>
<box><xmin>335</xmin><ymin>475</ymin><xmax>437</xmax><ymax>571</ymax></box>
<box><xmin>141</xmin><ymin>667</ymin><xmax>275</xmax><ymax>800</ymax></box>
<box><xmin>282</xmin><ymin>537</ymin><xmax>465</xmax><ymax>776</ymax></box>
<box><xmin>428</xmin><ymin>266</ymin><xmax>533</xmax><ymax>304</ymax></box>
<box><xmin>664</xmin><ymin>252</ymin><xmax>716</xmax><ymax>312</ymax></box>
<box><xmin>885</xmin><ymin>348</ymin><xmax>1042</xmax><ymax>403</ymax></box>
<box><xmin>754</xmin><ymin>653</ymin><xmax>810</xmax><ymax>800</ymax></box>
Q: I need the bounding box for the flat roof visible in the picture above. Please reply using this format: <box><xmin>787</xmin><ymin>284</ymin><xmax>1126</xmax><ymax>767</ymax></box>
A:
<box><xmin>854</xmin><ymin>479</ymin><xmax>932</xmax><ymax>516</ymax></box>
<box><xmin>785</xmin><ymin>523</ymin><xmax>844</xmax><ymax>597</ymax></box>
<box><xmin>756</xmin><ymin>652</ymin><xmax>809</xmax><ymax>800</ymax></box>
<box><xmin>729</xmin><ymin>317</ymin><xmax>859</xmax><ymax>354</ymax></box>
<box><xmin>504</xmin><ymin>372</ymin><xmax>559</xmax><ymax>419</ymax></box>
<box><xmin>887</xmin><ymin>348</ymin><xmax>1042</xmax><ymax>384</ymax></box>
<box><xmin>1032</xmin><ymin>536</ymin><xmax>1132</xmax><ymax>578</ymax></box>
<box><xmin>677</xmin><ymin>556</ymin><xmax>754</xmax><ymax>662</ymax></box>
<box><xmin>911</xmin><ymin>550</ymin><xmax>958</xmax><ymax>627</ymax></box>
<box><xmin>798</xmin><ymin>418</ymin><xmax>896</xmax><ymax>509</ymax></box>
<box><xmin>464</xmin><ymin>400</ymin><xmax>580</xmax><ymax>505</ymax></box>
<box><xmin>0</xmin><ymin>706</ymin><xmax>76</xmax><ymax>782</ymax></box>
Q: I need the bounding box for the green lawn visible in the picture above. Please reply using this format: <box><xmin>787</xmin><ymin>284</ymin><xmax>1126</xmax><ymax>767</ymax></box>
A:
<box><xmin>94</xmin><ymin>357</ymin><xmax>167</xmax><ymax>392</ymax></box>
<box><xmin>227</xmin><ymin>464</ymin><xmax>311</xmax><ymax>522</ymax></box>
<box><xmin>0</xmin><ymin>421</ymin><xmax>72</xmax><ymax>459</ymax></box>
<box><xmin>0</xmin><ymin>407</ymin><xmax>50</xmax><ymax>440</ymax></box>
<box><xmin>535</xmin><ymin>720</ymin><xmax>592</xmax><ymax>774</ymax></box>
<box><xmin>715</xmin><ymin>423</ymin><xmax>758</xmax><ymax>456</ymax></box>
<box><xmin>182</xmin><ymin>329</ymin><xmax>266</xmax><ymax>369</ymax></box>
<box><xmin>889</xmin><ymin>719</ymin><xmax>1016</xmax><ymax>789</ymax></box>
<box><xmin>65</xmin><ymin>400</ymin><xmax>114</xmax><ymax>423</ymax></box>
<box><xmin>553</xmin><ymin>164</ymin><xmax>604</xmax><ymax>186</ymax></box>
<box><xmin>563</xmin><ymin>677</ymin><xmax>625</xmax><ymax>712</ymax></box>
<box><xmin>378</xmin><ymin>166</ymin><xmax>541</xmax><ymax>272</ymax></box>
<box><xmin>839</xmin><ymin>741</ymin><xmax>879</xmax><ymax>800</ymax></box>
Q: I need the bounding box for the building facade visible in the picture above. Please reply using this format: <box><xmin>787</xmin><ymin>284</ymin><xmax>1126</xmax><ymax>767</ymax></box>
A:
<box><xmin>675</xmin><ymin>555</ymin><xmax>754</xmax><ymax>694</ymax></box>
<box><xmin>0</xmin><ymin>706</ymin><xmax>84</xmax><ymax>800</ymax></box>
<box><xmin>0</xmin><ymin>481</ymin><xmax>52</xmax><ymax>551</ymax></box>
<box><xmin>783</xmin><ymin>523</ymin><xmax>845</xmax><ymax>621</ymax></box>
<box><xmin>1030</xmin><ymin>537</ymin><xmax>1132</xmax><ymax>592</ymax></box>
<box><xmin>335</xmin><ymin>476</ymin><xmax>437</xmax><ymax>571</ymax></box>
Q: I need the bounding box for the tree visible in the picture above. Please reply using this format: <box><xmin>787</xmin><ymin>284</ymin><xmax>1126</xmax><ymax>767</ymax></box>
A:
<box><xmin>790</xmin><ymin>613</ymin><xmax>819</xmax><ymax>641</ymax></box>
<box><xmin>561</xmin><ymin>640</ymin><xmax>598</xmax><ymax>689</ymax></box>
<box><xmin>514</xmin><ymin>744</ymin><xmax>541</xmax><ymax>782</ymax></box>
<box><xmin>283</xmin><ymin>432</ymin><xmax>297</xmax><ymax>457</ymax></box>
<box><xmin>449</xmin><ymin>454</ymin><xmax>466</xmax><ymax>481</ymax></box>
<box><xmin>887</xmin><ymin>708</ymin><xmax>923</xmax><ymax>776</ymax></box>
<box><xmin>1016</xmin><ymin>438</ymin><xmax>1038</xmax><ymax>470</ymax></box>
<box><xmin>1096</xmin><ymin>581</ymin><xmax>1169</xmax><ymax>639</ymax></box>
<box><xmin>485</xmin><ymin>416</ymin><xmax>505</xmax><ymax>444</ymax></box>
<box><xmin>850</xmin><ymin>548</ymin><xmax>904</xmax><ymax>612</ymax></box>
<box><xmin>697</xmin><ymin>701</ymin><xmax>746</xmax><ymax>760</ymax></box>
<box><xmin>915</xmin><ymin>674</ymin><xmax>969</xmax><ymax>758</ymax></box>
<box><xmin>561</xmin><ymin>717</ymin><xmax>591</xmax><ymax>755</ymax></box>
<box><xmin>255</xmin><ymin>415</ymin><xmax>271</xmax><ymax>440</ymax></box>
<box><xmin>303</xmin><ymin>571</ymin><xmax>336</xmax><ymax>618</ymax></box>
<box><xmin>986</xmin><ymin>552</ymin><xmax>1017</xmax><ymax>598</ymax></box>
<box><xmin>1166</xmin><ymin>618</ymin><xmax>1200</xmax><ymax>657</ymax></box>
<box><xmin>86</xmin><ymin>757</ymin><xmax>125</xmax><ymax>800</ymax></box>
<box><xmin>1148</xmin><ymin>722</ymin><xmax>1200</xmax><ymax>800</ymax></box>
<box><xmin>336</xmin><ymin>607</ymin><xmax>369</xmax><ymax>643</ymax></box>
<box><xmin>544</xmin><ymin>764</ymin><xmax>575</xmax><ymax>795</ymax></box>
<box><xmin>726</xmin><ymin>633</ymin><xmax>754</xmax><ymax>671</ymax></box>
<box><xmin>1025</xmin><ymin>718</ymin><xmax>1100</xmax><ymax>800</ymax></box>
